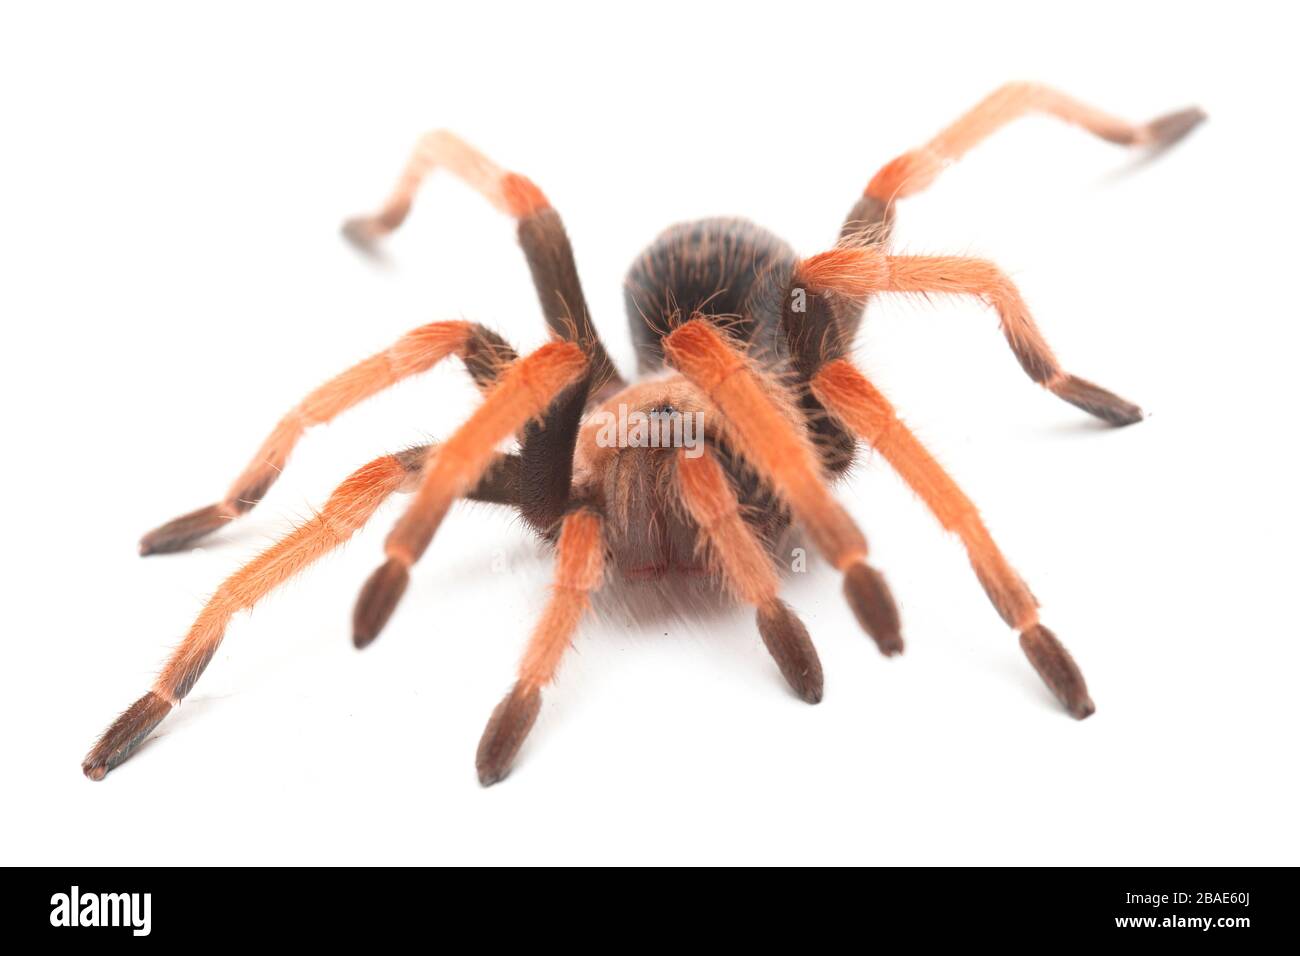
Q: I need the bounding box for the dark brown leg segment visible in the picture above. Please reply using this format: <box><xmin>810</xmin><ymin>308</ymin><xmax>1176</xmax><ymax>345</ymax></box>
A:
<box><xmin>1020</xmin><ymin>624</ymin><xmax>1095</xmax><ymax>719</ymax></box>
<box><xmin>82</xmin><ymin>692</ymin><xmax>173</xmax><ymax>780</ymax></box>
<box><xmin>476</xmin><ymin>683</ymin><xmax>543</xmax><ymax>786</ymax></box>
<box><xmin>756</xmin><ymin>601</ymin><xmax>824</xmax><ymax>704</ymax></box>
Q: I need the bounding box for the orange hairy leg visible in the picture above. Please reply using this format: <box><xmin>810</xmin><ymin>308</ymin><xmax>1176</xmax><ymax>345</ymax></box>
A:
<box><xmin>343</xmin><ymin>129</ymin><xmax>549</xmax><ymax>243</ymax></box>
<box><xmin>865</xmin><ymin>82</ymin><xmax>1205</xmax><ymax>205</ymax></box>
<box><xmin>343</xmin><ymin>128</ymin><xmax>623</xmax><ymax>517</ymax></box>
<box><xmin>85</xmin><ymin>454</ymin><xmax>409</xmax><ymax>779</ymax></box>
<box><xmin>341</xmin><ymin>127</ymin><xmax>620</xmax><ymax>388</ymax></box>
<box><xmin>353</xmin><ymin>342</ymin><xmax>589</xmax><ymax>647</ymax></box>
<box><xmin>812</xmin><ymin>359</ymin><xmax>1094</xmax><ymax>718</ymax></box>
<box><xmin>675</xmin><ymin>448</ymin><xmax>822</xmax><ymax>703</ymax></box>
<box><xmin>797</xmin><ymin>248</ymin><xmax>1143</xmax><ymax>426</ymax></box>
<box><xmin>662</xmin><ymin>319</ymin><xmax>901</xmax><ymax>655</ymax></box>
<box><xmin>88</xmin><ymin>444</ymin><xmax>527</xmax><ymax>780</ymax></box>
<box><xmin>140</xmin><ymin>320</ymin><xmax>517</xmax><ymax>556</ymax></box>
<box><xmin>476</xmin><ymin>508</ymin><xmax>605</xmax><ymax>786</ymax></box>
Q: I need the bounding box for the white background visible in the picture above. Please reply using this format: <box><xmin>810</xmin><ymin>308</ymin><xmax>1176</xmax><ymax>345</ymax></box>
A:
<box><xmin>3</xmin><ymin>1</ymin><xmax>1297</xmax><ymax>866</ymax></box>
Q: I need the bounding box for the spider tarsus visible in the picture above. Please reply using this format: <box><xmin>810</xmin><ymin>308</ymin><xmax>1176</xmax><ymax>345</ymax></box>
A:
<box><xmin>756</xmin><ymin>601</ymin><xmax>824</xmax><ymax>704</ymax></box>
<box><xmin>1019</xmin><ymin>624</ymin><xmax>1095</xmax><ymax>720</ymax></box>
<box><xmin>1144</xmin><ymin>106</ymin><xmax>1207</xmax><ymax>150</ymax></box>
<box><xmin>340</xmin><ymin>216</ymin><xmax>390</xmax><ymax>255</ymax></box>
<box><xmin>476</xmin><ymin>683</ymin><xmax>542</xmax><ymax>787</ymax></box>
<box><xmin>843</xmin><ymin>562</ymin><xmax>903</xmax><ymax>656</ymax></box>
<box><xmin>352</xmin><ymin>557</ymin><xmax>410</xmax><ymax>649</ymax></box>
<box><xmin>1050</xmin><ymin>375</ymin><xmax>1145</xmax><ymax>427</ymax></box>
<box><xmin>139</xmin><ymin>503</ymin><xmax>230</xmax><ymax>556</ymax></box>
<box><xmin>82</xmin><ymin>691</ymin><xmax>172</xmax><ymax>780</ymax></box>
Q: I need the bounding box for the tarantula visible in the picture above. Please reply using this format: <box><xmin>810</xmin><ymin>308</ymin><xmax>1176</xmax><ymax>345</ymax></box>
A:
<box><xmin>84</xmin><ymin>83</ymin><xmax>1204</xmax><ymax>784</ymax></box>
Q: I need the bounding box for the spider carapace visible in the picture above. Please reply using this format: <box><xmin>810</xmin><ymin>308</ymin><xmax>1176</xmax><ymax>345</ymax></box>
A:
<box><xmin>85</xmin><ymin>84</ymin><xmax>1204</xmax><ymax>784</ymax></box>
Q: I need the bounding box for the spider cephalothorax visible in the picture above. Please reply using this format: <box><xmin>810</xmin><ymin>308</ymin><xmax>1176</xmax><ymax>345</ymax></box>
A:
<box><xmin>85</xmin><ymin>83</ymin><xmax>1204</xmax><ymax>784</ymax></box>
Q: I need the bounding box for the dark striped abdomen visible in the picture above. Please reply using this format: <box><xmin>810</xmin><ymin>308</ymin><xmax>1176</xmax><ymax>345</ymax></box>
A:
<box><xmin>624</xmin><ymin>218</ymin><xmax>798</xmax><ymax>372</ymax></box>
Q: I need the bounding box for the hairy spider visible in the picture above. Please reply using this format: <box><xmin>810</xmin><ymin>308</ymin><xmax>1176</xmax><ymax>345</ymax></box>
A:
<box><xmin>84</xmin><ymin>83</ymin><xmax>1204</xmax><ymax>785</ymax></box>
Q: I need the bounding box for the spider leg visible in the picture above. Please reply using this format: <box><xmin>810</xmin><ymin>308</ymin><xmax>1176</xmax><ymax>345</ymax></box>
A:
<box><xmin>476</xmin><ymin>507</ymin><xmax>605</xmax><ymax>786</ymax></box>
<box><xmin>662</xmin><ymin>319</ymin><xmax>902</xmax><ymax>655</ymax></box>
<box><xmin>353</xmin><ymin>341</ymin><xmax>589</xmax><ymax>647</ymax></box>
<box><xmin>675</xmin><ymin>447</ymin><xmax>822</xmax><ymax>703</ymax></box>
<box><xmin>844</xmin><ymin>82</ymin><xmax>1205</xmax><ymax>240</ymax></box>
<box><xmin>139</xmin><ymin>321</ymin><xmax>517</xmax><ymax>556</ymax></box>
<box><xmin>345</xmin><ymin>130</ymin><xmax>624</xmax><ymax>535</ymax></box>
<box><xmin>343</xmin><ymin>129</ymin><xmax>623</xmax><ymax>395</ymax></box>
<box><xmin>87</xmin><ymin>453</ymin><xmax>407</xmax><ymax>779</ymax></box>
<box><xmin>85</xmin><ymin>444</ymin><xmax>525</xmax><ymax>780</ymax></box>
<box><xmin>812</xmin><ymin>358</ymin><xmax>1094</xmax><ymax>719</ymax></box>
<box><xmin>796</xmin><ymin>248</ymin><xmax>1143</xmax><ymax>426</ymax></box>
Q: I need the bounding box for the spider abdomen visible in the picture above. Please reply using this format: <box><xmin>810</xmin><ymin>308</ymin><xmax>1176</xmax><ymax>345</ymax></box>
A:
<box><xmin>624</xmin><ymin>217</ymin><xmax>797</xmax><ymax>371</ymax></box>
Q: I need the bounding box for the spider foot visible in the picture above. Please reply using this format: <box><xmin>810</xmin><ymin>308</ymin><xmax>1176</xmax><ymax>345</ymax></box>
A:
<box><xmin>476</xmin><ymin>682</ymin><xmax>542</xmax><ymax>787</ymax></box>
<box><xmin>139</xmin><ymin>503</ymin><xmax>232</xmax><ymax>555</ymax></box>
<box><xmin>756</xmin><ymin>600</ymin><xmax>824</xmax><ymax>704</ymax></box>
<box><xmin>340</xmin><ymin>216</ymin><xmax>385</xmax><ymax>251</ymax></box>
<box><xmin>353</xmin><ymin>557</ymin><xmax>410</xmax><ymax>649</ymax></box>
<box><xmin>1144</xmin><ymin>106</ymin><xmax>1207</xmax><ymax>152</ymax></box>
<box><xmin>1020</xmin><ymin>624</ymin><xmax>1095</xmax><ymax>719</ymax></box>
<box><xmin>843</xmin><ymin>562</ymin><xmax>903</xmax><ymax>656</ymax></box>
<box><xmin>1050</xmin><ymin>375</ymin><xmax>1144</xmax><ymax>427</ymax></box>
<box><xmin>82</xmin><ymin>691</ymin><xmax>172</xmax><ymax>780</ymax></box>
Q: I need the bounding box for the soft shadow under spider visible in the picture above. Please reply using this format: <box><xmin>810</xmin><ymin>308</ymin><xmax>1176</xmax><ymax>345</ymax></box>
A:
<box><xmin>1035</xmin><ymin>415</ymin><xmax>1134</xmax><ymax>439</ymax></box>
<box><xmin>1096</xmin><ymin>121</ymin><xmax>1207</xmax><ymax>186</ymax></box>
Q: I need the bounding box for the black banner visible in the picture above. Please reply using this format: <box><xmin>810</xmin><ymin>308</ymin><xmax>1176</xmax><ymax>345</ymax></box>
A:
<box><xmin>13</xmin><ymin>867</ymin><xmax>1285</xmax><ymax>944</ymax></box>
